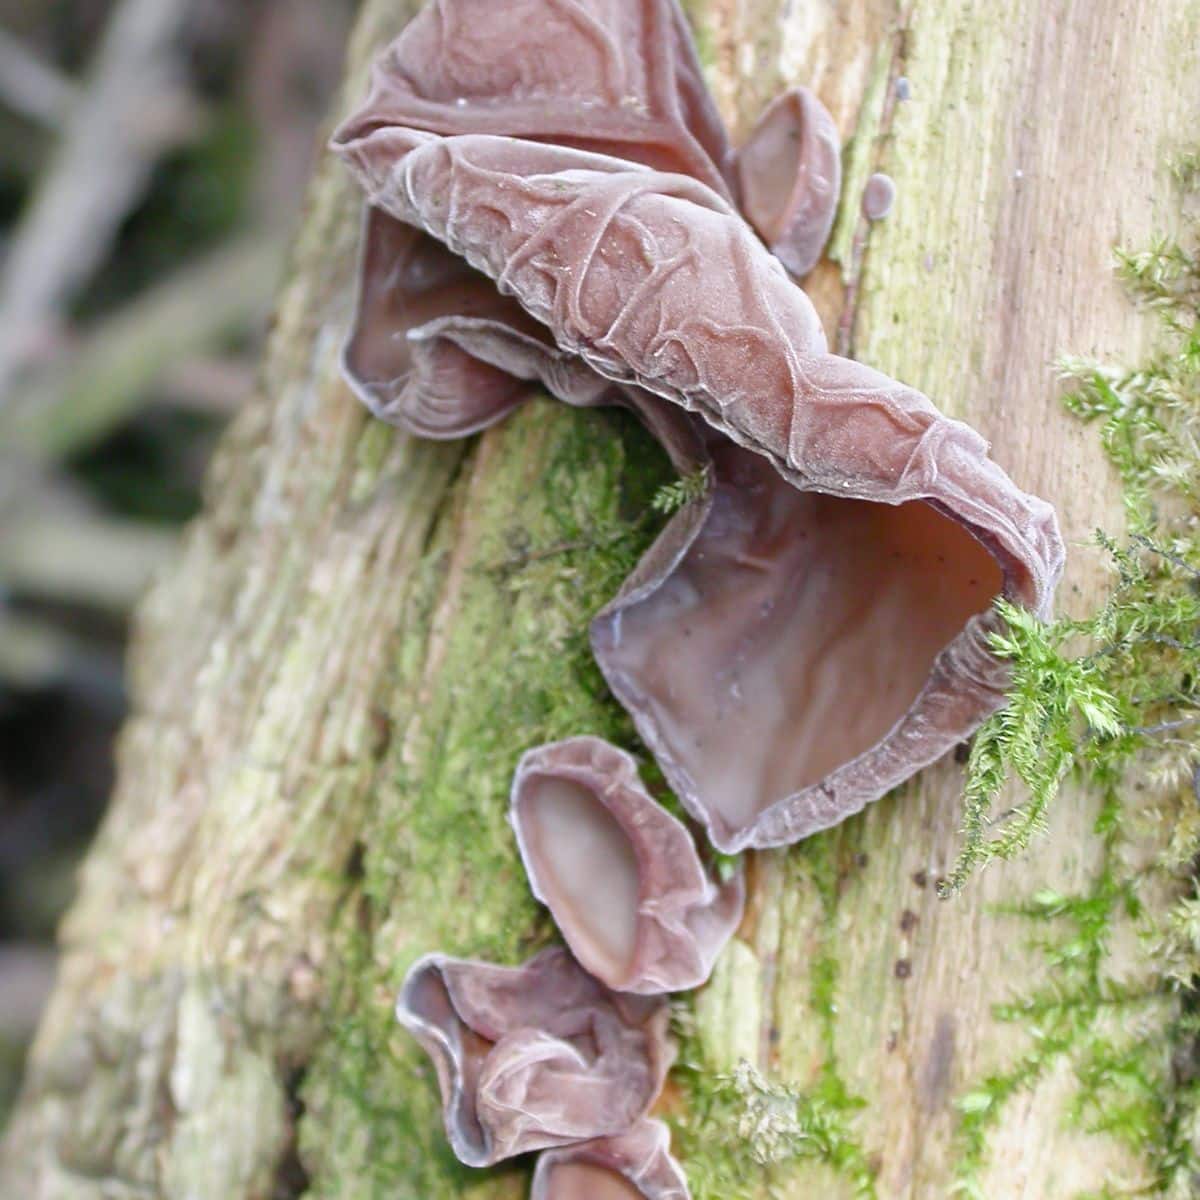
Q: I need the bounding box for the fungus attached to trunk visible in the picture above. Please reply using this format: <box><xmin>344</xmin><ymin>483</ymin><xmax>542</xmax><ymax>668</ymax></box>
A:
<box><xmin>336</xmin><ymin>122</ymin><xmax>1064</xmax><ymax>848</ymax></box>
<box><xmin>735</xmin><ymin>86</ymin><xmax>842</xmax><ymax>277</ymax></box>
<box><xmin>510</xmin><ymin>736</ymin><xmax>744</xmax><ymax>994</ymax></box>
<box><xmin>593</xmin><ymin>431</ymin><xmax>1027</xmax><ymax>848</ymax></box>
<box><xmin>343</xmin><ymin>209</ymin><xmax>547</xmax><ymax>434</ymax></box>
<box><xmin>532</xmin><ymin>1120</ymin><xmax>690</xmax><ymax>1199</ymax></box>
<box><xmin>396</xmin><ymin>946</ymin><xmax>672</xmax><ymax>1167</ymax></box>
<box><xmin>338</xmin><ymin>0</ymin><xmax>736</xmax><ymax>196</ymax></box>
<box><xmin>335</xmin><ymin>0</ymin><xmax>737</xmax><ymax>439</ymax></box>
<box><xmin>333</xmin><ymin>0</ymin><xmax>1065</xmax><ymax>851</ymax></box>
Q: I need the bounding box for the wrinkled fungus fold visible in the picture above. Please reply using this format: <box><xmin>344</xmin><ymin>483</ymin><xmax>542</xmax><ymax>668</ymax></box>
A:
<box><xmin>336</xmin><ymin>0</ymin><xmax>738</xmax><ymax>432</ymax></box>
<box><xmin>511</xmin><ymin>736</ymin><xmax>744</xmax><ymax>994</ymax></box>
<box><xmin>343</xmin><ymin>209</ymin><xmax>550</xmax><ymax>433</ymax></box>
<box><xmin>532</xmin><ymin>1119</ymin><xmax>691</xmax><ymax>1199</ymax></box>
<box><xmin>396</xmin><ymin>947</ymin><xmax>672</xmax><ymax>1167</ymax></box>
<box><xmin>337</xmin><ymin>0</ymin><xmax>736</xmax><ymax>196</ymax></box>
<box><xmin>334</xmin><ymin>0</ymin><xmax>1065</xmax><ymax>851</ymax></box>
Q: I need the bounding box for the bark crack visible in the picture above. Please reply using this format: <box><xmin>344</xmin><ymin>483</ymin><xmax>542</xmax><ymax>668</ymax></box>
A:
<box><xmin>836</xmin><ymin>2</ymin><xmax>914</xmax><ymax>358</ymax></box>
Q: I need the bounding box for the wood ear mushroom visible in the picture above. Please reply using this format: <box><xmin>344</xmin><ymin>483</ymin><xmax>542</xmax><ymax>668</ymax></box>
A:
<box><xmin>396</xmin><ymin>947</ymin><xmax>672</xmax><ymax>1167</ymax></box>
<box><xmin>531</xmin><ymin>1119</ymin><xmax>691</xmax><ymax>1199</ymax></box>
<box><xmin>511</xmin><ymin>736</ymin><xmax>744</xmax><ymax>994</ymax></box>
<box><xmin>336</xmin><ymin>48</ymin><xmax>1064</xmax><ymax>846</ymax></box>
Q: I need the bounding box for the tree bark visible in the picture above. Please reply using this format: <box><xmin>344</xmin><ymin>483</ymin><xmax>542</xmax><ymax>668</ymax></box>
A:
<box><xmin>3</xmin><ymin>1</ymin><xmax>1198</xmax><ymax>1197</ymax></box>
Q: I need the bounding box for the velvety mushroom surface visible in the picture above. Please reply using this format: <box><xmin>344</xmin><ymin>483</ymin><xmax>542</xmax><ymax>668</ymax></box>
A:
<box><xmin>335</xmin><ymin>125</ymin><xmax>1063</xmax><ymax>844</ymax></box>
<box><xmin>335</xmin><ymin>0</ymin><xmax>740</xmax><ymax>433</ymax></box>
<box><xmin>337</xmin><ymin>0</ymin><xmax>736</xmax><ymax>196</ymax></box>
<box><xmin>333</xmin><ymin>0</ymin><xmax>1065</xmax><ymax>849</ymax></box>
<box><xmin>532</xmin><ymin>1120</ymin><xmax>690</xmax><ymax>1200</ymax></box>
<box><xmin>510</xmin><ymin>736</ymin><xmax>744</xmax><ymax>993</ymax></box>
<box><xmin>397</xmin><ymin>947</ymin><xmax>672</xmax><ymax>1167</ymax></box>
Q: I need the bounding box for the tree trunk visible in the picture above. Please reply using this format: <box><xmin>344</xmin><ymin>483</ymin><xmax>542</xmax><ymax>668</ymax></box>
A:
<box><xmin>3</xmin><ymin>1</ymin><xmax>1197</xmax><ymax>1197</ymax></box>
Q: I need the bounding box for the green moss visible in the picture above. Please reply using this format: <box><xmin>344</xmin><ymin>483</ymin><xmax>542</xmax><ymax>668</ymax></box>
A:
<box><xmin>670</xmin><ymin>1041</ymin><xmax>875</xmax><ymax>1200</ymax></box>
<box><xmin>672</xmin><ymin>839</ymin><xmax>876</xmax><ymax>1200</ymax></box>
<box><xmin>650</xmin><ymin>466</ymin><xmax>709</xmax><ymax>516</ymax></box>
<box><xmin>948</xmin><ymin>157</ymin><xmax>1200</xmax><ymax>1198</ymax></box>
<box><xmin>947</xmin><ymin>153</ymin><xmax>1200</xmax><ymax>891</ymax></box>
<box><xmin>349</xmin><ymin>420</ymin><xmax>400</xmax><ymax>505</ymax></box>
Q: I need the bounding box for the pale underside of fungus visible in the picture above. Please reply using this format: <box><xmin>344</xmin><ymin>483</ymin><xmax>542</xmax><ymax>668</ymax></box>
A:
<box><xmin>511</xmin><ymin>736</ymin><xmax>744</xmax><ymax>994</ymax></box>
<box><xmin>333</xmin><ymin>0</ymin><xmax>1065</xmax><ymax>850</ymax></box>
<box><xmin>531</xmin><ymin>1119</ymin><xmax>691</xmax><ymax>1199</ymax></box>
<box><xmin>396</xmin><ymin>947</ymin><xmax>672</xmax><ymax>1167</ymax></box>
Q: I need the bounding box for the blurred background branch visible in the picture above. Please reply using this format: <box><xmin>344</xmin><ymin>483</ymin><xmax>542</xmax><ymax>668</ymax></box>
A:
<box><xmin>0</xmin><ymin>28</ymin><xmax>79</xmax><ymax>127</ymax></box>
<box><xmin>0</xmin><ymin>0</ymin><xmax>355</xmax><ymax>1127</ymax></box>
<box><xmin>0</xmin><ymin>0</ymin><xmax>199</xmax><ymax>401</ymax></box>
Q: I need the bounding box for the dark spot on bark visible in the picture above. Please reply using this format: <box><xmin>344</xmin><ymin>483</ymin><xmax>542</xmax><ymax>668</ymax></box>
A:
<box><xmin>899</xmin><ymin>909</ymin><xmax>919</xmax><ymax>933</ymax></box>
<box><xmin>272</xmin><ymin>1067</ymin><xmax>312</xmax><ymax>1198</ymax></box>
<box><xmin>769</xmin><ymin>1025</ymin><xmax>780</xmax><ymax>1044</ymax></box>
<box><xmin>367</xmin><ymin>707</ymin><xmax>393</xmax><ymax>756</ymax></box>
<box><xmin>954</xmin><ymin>740</ymin><xmax>971</xmax><ymax>764</ymax></box>
<box><xmin>854</xmin><ymin>852</ymin><xmax>869</xmax><ymax>869</ymax></box>
<box><xmin>344</xmin><ymin>840</ymin><xmax>367</xmax><ymax>883</ymax></box>
<box><xmin>912</xmin><ymin>869</ymin><xmax>928</xmax><ymax>888</ymax></box>
<box><xmin>894</xmin><ymin>958</ymin><xmax>912</xmax><ymax>979</ymax></box>
<box><xmin>885</xmin><ymin>1031</ymin><xmax>898</xmax><ymax>1053</ymax></box>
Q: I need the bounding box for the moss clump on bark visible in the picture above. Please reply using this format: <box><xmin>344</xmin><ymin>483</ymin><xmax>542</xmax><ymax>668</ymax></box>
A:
<box><xmin>672</xmin><ymin>838</ymin><xmax>877</xmax><ymax>1199</ymax></box>
<box><xmin>297</xmin><ymin>400</ymin><xmax>675</xmax><ymax>1197</ymax></box>
<box><xmin>949</xmin><ymin>154</ymin><xmax>1200</xmax><ymax>1199</ymax></box>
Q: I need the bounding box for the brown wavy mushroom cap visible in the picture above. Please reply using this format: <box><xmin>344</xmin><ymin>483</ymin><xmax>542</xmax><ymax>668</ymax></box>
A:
<box><xmin>531</xmin><ymin>1119</ymin><xmax>690</xmax><ymax>1199</ymax></box>
<box><xmin>333</xmin><ymin>0</ymin><xmax>1065</xmax><ymax>851</ymax></box>
<box><xmin>396</xmin><ymin>946</ymin><xmax>672</xmax><ymax>1167</ymax></box>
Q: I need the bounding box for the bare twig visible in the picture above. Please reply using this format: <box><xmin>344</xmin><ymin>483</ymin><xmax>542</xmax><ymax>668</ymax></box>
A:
<box><xmin>0</xmin><ymin>0</ymin><xmax>199</xmax><ymax>401</ymax></box>
<box><xmin>0</xmin><ymin>610</ymin><xmax>117</xmax><ymax>688</ymax></box>
<box><xmin>0</xmin><ymin>229</ymin><xmax>285</xmax><ymax>468</ymax></box>
<box><xmin>0</xmin><ymin>29</ymin><xmax>79</xmax><ymax>128</ymax></box>
<box><xmin>0</xmin><ymin>505</ymin><xmax>177</xmax><ymax>613</ymax></box>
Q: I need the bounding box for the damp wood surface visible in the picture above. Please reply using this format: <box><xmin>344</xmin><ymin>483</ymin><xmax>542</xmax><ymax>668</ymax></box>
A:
<box><xmin>2</xmin><ymin>1</ymin><xmax>1198</xmax><ymax>1197</ymax></box>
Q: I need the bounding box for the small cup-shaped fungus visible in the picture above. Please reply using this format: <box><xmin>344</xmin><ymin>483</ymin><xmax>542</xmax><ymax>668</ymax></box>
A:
<box><xmin>861</xmin><ymin>171</ymin><xmax>897</xmax><ymax>221</ymax></box>
<box><xmin>397</xmin><ymin>946</ymin><xmax>672</xmax><ymax>1167</ymax></box>
<box><xmin>510</xmin><ymin>737</ymin><xmax>744</xmax><ymax>994</ymax></box>
<box><xmin>592</xmin><ymin>429</ymin><xmax>1051</xmax><ymax>849</ymax></box>
<box><xmin>735</xmin><ymin>86</ymin><xmax>842</xmax><ymax>277</ymax></box>
<box><xmin>531</xmin><ymin>1120</ymin><xmax>690</xmax><ymax>1200</ymax></box>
